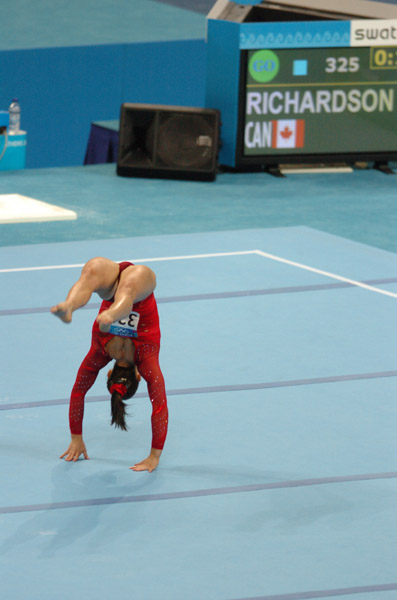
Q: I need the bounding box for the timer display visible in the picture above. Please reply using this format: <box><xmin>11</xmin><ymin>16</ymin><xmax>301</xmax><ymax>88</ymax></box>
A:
<box><xmin>370</xmin><ymin>47</ymin><xmax>397</xmax><ymax>69</ymax></box>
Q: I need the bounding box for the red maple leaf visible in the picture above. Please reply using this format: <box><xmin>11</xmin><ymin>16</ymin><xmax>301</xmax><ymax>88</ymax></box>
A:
<box><xmin>280</xmin><ymin>126</ymin><xmax>293</xmax><ymax>139</ymax></box>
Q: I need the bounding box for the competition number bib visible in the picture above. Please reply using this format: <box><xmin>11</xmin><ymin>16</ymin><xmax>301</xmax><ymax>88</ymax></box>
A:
<box><xmin>108</xmin><ymin>311</ymin><xmax>140</xmax><ymax>338</ymax></box>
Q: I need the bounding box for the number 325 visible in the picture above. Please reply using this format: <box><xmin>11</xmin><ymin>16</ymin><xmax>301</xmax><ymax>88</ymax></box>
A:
<box><xmin>325</xmin><ymin>57</ymin><xmax>360</xmax><ymax>73</ymax></box>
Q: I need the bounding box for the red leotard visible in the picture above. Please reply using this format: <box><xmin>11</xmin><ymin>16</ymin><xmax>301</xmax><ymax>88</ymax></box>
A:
<box><xmin>68</xmin><ymin>262</ymin><xmax>168</xmax><ymax>450</ymax></box>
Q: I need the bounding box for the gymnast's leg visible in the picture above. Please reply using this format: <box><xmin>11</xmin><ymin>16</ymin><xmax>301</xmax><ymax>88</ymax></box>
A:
<box><xmin>96</xmin><ymin>264</ymin><xmax>156</xmax><ymax>332</ymax></box>
<box><xmin>51</xmin><ymin>257</ymin><xmax>120</xmax><ymax>323</ymax></box>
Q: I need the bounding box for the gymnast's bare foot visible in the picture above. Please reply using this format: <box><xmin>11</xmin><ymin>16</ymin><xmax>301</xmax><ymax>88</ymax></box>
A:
<box><xmin>96</xmin><ymin>310</ymin><xmax>115</xmax><ymax>332</ymax></box>
<box><xmin>51</xmin><ymin>302</ymin><xmax>73</xmax><ymax>323</ymax></box>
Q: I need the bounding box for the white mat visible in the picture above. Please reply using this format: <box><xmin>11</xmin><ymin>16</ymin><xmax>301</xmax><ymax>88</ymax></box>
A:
<box><xmin>0</xmin><ymin>194</ymin><xmax>77</xmax><ymax>223</ymax></box>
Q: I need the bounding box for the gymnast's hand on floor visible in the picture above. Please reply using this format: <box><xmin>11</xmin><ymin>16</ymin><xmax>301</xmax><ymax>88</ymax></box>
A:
<box><xmin>130</xmin><ymin>448</ymin><xmax>162</xmax><ymax>472</ymax></box>
<box><xmin>60</xmin><ymin>435</ymin><xmax>90</xmax><ymax>462</ymax></box>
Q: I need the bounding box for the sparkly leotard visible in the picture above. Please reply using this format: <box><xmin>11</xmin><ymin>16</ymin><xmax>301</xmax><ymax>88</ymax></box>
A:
<box><xmin>68</xmin><ymin>262</ymin><xmax>168</xmax><ymax>449</ymax></box>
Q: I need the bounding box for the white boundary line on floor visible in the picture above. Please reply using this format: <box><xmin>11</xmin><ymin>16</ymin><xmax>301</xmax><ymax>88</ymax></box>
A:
<box><xmin>1</xmin><ymin>248</ymin><xmax>396</xmax><ymax>299</ymax></box>
<box><xmin>254</xmin><ymin>249</ymin><xmax>397</xmax><ymax>299</ymax></box>
<box><xmin>0</xmin><ymin>251</ymin><xmax>258</xmax><ymax>273</ymax></box>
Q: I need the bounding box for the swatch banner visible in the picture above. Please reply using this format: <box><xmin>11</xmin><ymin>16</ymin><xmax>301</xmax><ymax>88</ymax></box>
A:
<box><xmin>351</xmin><ymin>19</ymin><xmax>397</xmax><ymax>47</ymax></box>
<box><xmin>239</xmin><ymin>19</ymin><xmax>397</xmax><ymax>50</ymax></box>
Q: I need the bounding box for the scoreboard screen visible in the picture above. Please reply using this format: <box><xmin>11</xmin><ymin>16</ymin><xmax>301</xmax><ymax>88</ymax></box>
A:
<box><xmin>240</xmin><ymin>45</ymin><xmax>397</xmax><ymax>163</ymax></box>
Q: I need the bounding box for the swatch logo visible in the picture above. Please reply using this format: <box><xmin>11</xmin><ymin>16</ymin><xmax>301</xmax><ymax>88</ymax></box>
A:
<box><xmin>351</xmin><ymin>19</ymin><xmax>397</xmax><ymax>47</ymax></box>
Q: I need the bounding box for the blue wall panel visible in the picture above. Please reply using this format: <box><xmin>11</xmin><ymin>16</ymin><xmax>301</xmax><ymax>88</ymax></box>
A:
<box><xmin>0</xmin><ymin>46</ymin><xmax>124</xmax><ymax>169</ymax></box>
<box><xmin>0</xmin><ymin>40</ymin><xmax>206</xmax><ymax>169</ymax></box>
<box><xmin>205</xmin><ymin>20</ymin><xmax>241</xmax><ymax>167</ymax></box>
<box><xmin>122</xmin><ymin>39</ymin><xmax>207</xmax><ymax>107</ymax></box>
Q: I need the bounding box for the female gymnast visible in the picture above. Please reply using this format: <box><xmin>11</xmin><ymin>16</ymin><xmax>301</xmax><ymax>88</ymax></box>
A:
<box><xmin>51</xmin><ymin>256</ymin><xmax>168</xmax><ymax>472</ymax></box>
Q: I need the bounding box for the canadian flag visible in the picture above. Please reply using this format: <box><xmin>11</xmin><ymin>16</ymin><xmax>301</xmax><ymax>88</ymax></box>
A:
<box><xmin>272</xmin><ymin>119</ymin><xmax>305</xmax><ymax>149</ymax></box>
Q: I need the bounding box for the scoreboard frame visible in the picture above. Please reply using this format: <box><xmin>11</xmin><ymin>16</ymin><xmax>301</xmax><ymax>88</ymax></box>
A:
<box><xmin>205</xmin><ymin>13</ymin><xmax>397</xmax><ymax>170</ymax></box>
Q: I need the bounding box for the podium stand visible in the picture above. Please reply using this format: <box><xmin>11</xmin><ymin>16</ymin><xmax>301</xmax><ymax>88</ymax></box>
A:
<box><xmin>0</xmin><ymin>131</ymin><xmax>27</xmax><ymax>171</ymax></box>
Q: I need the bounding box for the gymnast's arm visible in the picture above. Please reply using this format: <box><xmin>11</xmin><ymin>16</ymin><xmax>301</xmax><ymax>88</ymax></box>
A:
<box><xmin>130</xmin><ymin>348</ymin><xmax>168</xmax><ymax>472</ymax></box>
<box><xmin>60</xmin><ymin>341</ymin><xmax>111</xmax><ymax>462</ymax></box>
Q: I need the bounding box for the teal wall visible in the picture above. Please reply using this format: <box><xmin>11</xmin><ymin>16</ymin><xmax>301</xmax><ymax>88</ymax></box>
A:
<box><xmin>0</xmin><ymin>39</ymin><xmax>206</xmax><ymax>169</ymax></box>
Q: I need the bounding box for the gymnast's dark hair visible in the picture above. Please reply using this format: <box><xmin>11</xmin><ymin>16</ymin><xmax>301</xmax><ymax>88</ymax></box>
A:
<box><xmin>107</xmin><ymin>362</ymin><xmax>140</xmax><ymax>431</ymax></box>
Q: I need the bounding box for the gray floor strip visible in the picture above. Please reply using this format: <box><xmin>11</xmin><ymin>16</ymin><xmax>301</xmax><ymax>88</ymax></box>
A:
<box><xmin>231</xmin><ymin>582</ymin><xmax>397</xmax><ymax>599</ymax></box>
<box><xmin>2</xmin><ymin>277</ymin><xmax>397</xmax><ymax>317</ymax></box>
<box><xmin>1</xmin><ymin>471</ymin><xmax>397</xmax><ymax>515</ymax></box>
<box><xmin>2</xmin><ymin>370</ymin><xmax>397</xmax><ymax>412</ymax></box>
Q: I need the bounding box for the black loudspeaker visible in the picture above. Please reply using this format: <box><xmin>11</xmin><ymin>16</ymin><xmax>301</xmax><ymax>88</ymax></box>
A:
<box><xmin>116</xmin><ymin>103</ymin><xmax>220</xmax><ymax>182</ymax></box>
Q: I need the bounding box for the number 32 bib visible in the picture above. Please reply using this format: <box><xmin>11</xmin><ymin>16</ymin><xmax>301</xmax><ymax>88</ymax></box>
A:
<box><xmin>108</xmin><ymin>311</ymin><xmax>140</xmax><ymax>338</ymax></box>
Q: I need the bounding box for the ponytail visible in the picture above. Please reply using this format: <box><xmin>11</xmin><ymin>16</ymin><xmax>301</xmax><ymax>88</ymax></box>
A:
<box><xmin>107</xmin><ymin>363</ymin><xmax>140</xmax><ymax>432</ymax></box>
<box><xmin>110</xmin><ymin>391</ymin><xmax>128</xmax><ymax>431</ymax></box>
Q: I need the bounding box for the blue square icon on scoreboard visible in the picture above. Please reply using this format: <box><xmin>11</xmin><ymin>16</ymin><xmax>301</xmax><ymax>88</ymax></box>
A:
<box><xmin>293</xmin><ymin>60</ymin><xmax>308</xmax><ymax>76</ymax></box>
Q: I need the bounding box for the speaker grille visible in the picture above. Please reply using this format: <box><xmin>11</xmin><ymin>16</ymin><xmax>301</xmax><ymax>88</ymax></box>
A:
<box><xmin>117</xmin><ymin>104</ymin><xmax>220</xmax><ymax>181</ymax></box>
<box><xmin>155</xmin><ymin>113</ymin><xmax>215</xmax><ymax>169</ymax></box>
